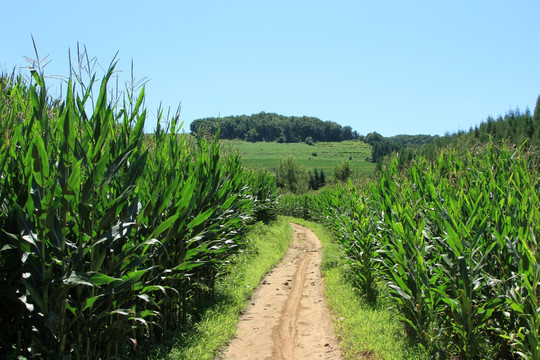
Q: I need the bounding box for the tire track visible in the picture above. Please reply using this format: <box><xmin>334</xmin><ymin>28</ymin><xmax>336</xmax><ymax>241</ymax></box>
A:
<box><xmin>274</xmin><ymin>251</ymin><xmax>310</xmax><ymax>359</ymax></box>
<box><xmin>221</xmin><ymin>223</ymin><xmax>342</xmax><ymax>360</ymax></box>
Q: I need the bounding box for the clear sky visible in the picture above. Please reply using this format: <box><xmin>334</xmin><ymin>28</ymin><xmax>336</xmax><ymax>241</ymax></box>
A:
<box><xmin>2</xmin><ymin>1</ymin><xmax>539</xmax><ymax>136</ymax></box>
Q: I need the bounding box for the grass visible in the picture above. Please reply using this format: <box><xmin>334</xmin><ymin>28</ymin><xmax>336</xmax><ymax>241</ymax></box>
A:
<box><xmin>283</xmin><ymin>217</ymin><xmax>426</xmax><ymax>360</ymax></box>
<box><xmin>221</xmin><ymin>139</ymin><xmax>376</xmax><ymax>177</ymax></box>
<box><xmin>144</xmin><ymin>218</ymin><xmax>293</xmax><ymax>360</ymax></box>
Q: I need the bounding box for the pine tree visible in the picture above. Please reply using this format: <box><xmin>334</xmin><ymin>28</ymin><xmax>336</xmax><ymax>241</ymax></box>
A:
<box><xmin>314</xmin><ymin>169</ymin><xmax>320</xmax><ymax>190</ymax></box>
<box><xmin>319</xmin><ymin>169</ymin><xmax>326</xmax><ymax>188</ymax></box>
<box><xmin>533</xmin><ymin>95</ymin><xmax>540</xmax><ymax>144</ymax></box>
<box><xmin>308</xmin><ymin>170</ymin><xmax>317</xmax><ymax>190</ymax></box>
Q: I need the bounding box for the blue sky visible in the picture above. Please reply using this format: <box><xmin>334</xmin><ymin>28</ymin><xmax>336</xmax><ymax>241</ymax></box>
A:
<box><xmin>2</xmin><ymin>1</ymin><xmax>539</xmax><ymax>136</ymax></box>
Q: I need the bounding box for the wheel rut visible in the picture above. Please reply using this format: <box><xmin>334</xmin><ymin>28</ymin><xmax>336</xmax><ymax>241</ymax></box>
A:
<box><xmin>220</xmin><ymin>223</ymin><xmax>343</xmax><ymax>360</ymax></box>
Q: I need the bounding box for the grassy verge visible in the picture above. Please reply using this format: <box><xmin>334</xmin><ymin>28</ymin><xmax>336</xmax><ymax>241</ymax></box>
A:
<box><xmin>144</xmin><ymin>218</ymin><xmax>292</xmax><ymax>360</ymax></box>
<box><xmin>282</xmin><ymin>217</ymin><xmax>426</xmax><ymax>360</ymax></box>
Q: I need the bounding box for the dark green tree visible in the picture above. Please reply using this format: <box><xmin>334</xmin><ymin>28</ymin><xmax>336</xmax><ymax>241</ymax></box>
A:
<box><xmin>309</xmin><ymin>170</ymin><xmax>317</xmax><ymax>190</ymax></box>
<box><xmin>246</xmin><ymin>128</ymin><xmax>259</xmax><ymax>142</ymax></box>
<box><xmin>308</xmin><ymin>168</ymin><xmax>327</xmax><ymax>190</ymax></box>
<box><xmin>318</xmin><ymin>168</ymin><xmax>326</xmax><ymax>188</ymax></box>
<box><xmin>365</xmin><ymin>132</ymin><xmax>384</xmax><ymax>146</ymax></box>
<box><xmin>341</xmin><ymin>125</ymin><xmax>353</xmax><ymax>141</ymax></box>
<box><xmin>534</xmin><ymin>95</ymin><xmax>540</xmax><ymax>144</ymax></box>
<box><xmin>334</xmin><ymin>161</ymin><xmax>352</xmax><ymax>182</ymax></box>
<box><xmin>276</xmin><ymin>157</ymin><xmax>309</xmax><ymax>194</ymax></box>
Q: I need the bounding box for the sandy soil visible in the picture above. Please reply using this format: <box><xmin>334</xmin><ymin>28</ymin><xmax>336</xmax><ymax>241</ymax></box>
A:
<box><xmin>220</xmin><ymin>223</ymin><xmax>343</xmax><ymax>360</ymax></box>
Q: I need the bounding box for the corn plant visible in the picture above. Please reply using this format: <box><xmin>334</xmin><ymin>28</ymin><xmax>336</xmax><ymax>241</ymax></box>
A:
<box><xmin>323</xmin><ymin>184</ymin><xmax>382</xmax><ymax>303</ymax></box>
<box><xmin>244</xmin><ymin>168</ymin><xmax>279</xmax><ymax>223</ymax></box>
<box><xmin>278</xmin><ymin>140</ymin><xmax>539</xmax><ymax>359</ymax></box>
<box><xmin>502</xmin><ymin>218</ymin><xmax>540</xmax><ymax>360</ymax></box>
<box><xmin>0</xmin><ymin>57</ymin><xmax>277</xmax><ymax>359</ymax></box>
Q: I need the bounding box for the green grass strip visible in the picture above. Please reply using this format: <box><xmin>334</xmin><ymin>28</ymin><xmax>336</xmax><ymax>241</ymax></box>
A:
<box><xmin>146</xmin><ymin>218</ymin><xmax>292</xmax><ymax>360</ymax></box>
<box><xmin>282</xmin><ymin>217</ymin><xmax>426</xmax><ymax>360</ymax></box>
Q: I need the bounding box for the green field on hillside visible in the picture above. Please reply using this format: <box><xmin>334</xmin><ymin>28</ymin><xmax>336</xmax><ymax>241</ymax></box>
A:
<box><xmin>221</xmin><ymin>140</ymin><xmax>376</xmax><ymax>177</ymax></box>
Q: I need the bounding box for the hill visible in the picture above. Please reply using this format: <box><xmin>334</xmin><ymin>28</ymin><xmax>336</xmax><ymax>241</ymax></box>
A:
<box><xmin>190</xmin><ymin>112</ymin><xmax>358</xmax><ymax>143</ymax></box>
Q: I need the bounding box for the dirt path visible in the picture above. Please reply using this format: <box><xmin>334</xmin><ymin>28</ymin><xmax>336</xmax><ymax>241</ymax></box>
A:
<box><xmin>220</xmin><ymin>223</ymin><xmax>343</xmax><ymax>360</ymax></box>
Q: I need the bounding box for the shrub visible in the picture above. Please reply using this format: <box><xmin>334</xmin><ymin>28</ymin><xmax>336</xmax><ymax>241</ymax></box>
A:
<box><xmin>333</xmin><ymin>160</ymin><xmax>351</xmax><ymax>182</ymax></box>
<box><xmin>275</xmin><ymin>156</ymin><xmax>309</xmax><ymax>194</ymax></box>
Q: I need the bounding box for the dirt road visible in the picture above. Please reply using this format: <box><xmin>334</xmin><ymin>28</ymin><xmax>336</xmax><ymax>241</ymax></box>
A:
<box><xmin>220</xmin><ymin>223</ymin><xmax>343</xmax><ymax>360</ymax></box>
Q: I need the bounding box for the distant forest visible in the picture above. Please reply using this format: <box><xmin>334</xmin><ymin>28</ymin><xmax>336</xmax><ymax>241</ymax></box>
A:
<box><xmin>381</xmin><ymin>95</ymin><xmax>540</xmax><ymax>166</ymax></box>
<box><xmin>190</xmin><ymin>95</ymin><xmax>540</xmax><ymax>164</ymax></box>
<box><xmin>364</xmin><ymin>132</ymin><xmax>440</xmax><ymax>163</ymax></box>
<box><xmin>190</xmin><ymin>112</ymin><xmax>359</xmax><ymax>143</ymax></box>
<box><xmin>468</xmin><ymin>99</ymin><xmax>540</xmax><ymax>145</ymax></box>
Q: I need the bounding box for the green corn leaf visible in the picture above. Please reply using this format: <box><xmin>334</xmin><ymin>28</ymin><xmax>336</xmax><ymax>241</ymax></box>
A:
<box><xmin>220</xmin><ymin>193</ymin><xmax>238</xmax><ymax>210</ymax></box>
<box><xmin>457</xmin><ymin>257</ymin><xmax>471</xmax><ymax>296</ymax></box>
<box><xmin>65</xmin><ymin>304</ymin><xmax>77</xmax><ymax>316</ymax></box>
<box><xmin>150</xmin><ymin>213</ymin><xmax>180</xmax><ymax>240</ymax></box>
<box><xmin>139</xmin><ymin>309</ymin><xmax>158</xmax><ymax>318</ymax></box>
<box><xmin>130</xmin><ymin>317</ymin><xmax>148</xmax><ymax>326</ymax></box>
<box><xmin>111</xmin><ymin>309</ymin><xmax>132</xmax><ymax>316</ymax></box>
<box><xmin>67</xmin><ymin>159</ymin><xmax>82</xmax><ymax>199</ymax></box>
<box><xmin>175</xmin><ymin>177</ymin><xmax>197</xmax><ymax>211</ymax></box>
<box><xmin>173</xmin><ymin>260</ymin><xmax>207</xmax><ymax>272</ymax></box>
<box><xmin>388</xmin><ymin>283</ymin><xmax>412</xmax><ymax>302</ymax></box>
<box><xmin>104</xmin><ymin>269</ymin><xmax>146</xmax><ymax>296</ymax></box>
<box><xmin>61</xmin><ymin>80</ymin><xmax>76</xmax><ymax>156</ymax></box>
<box><xmin>3</xmin><ymin>231</ymin><xmax>31</xmax><ymax>253</ymax></box>
<box><xmin>389</xmin><ymin>270</ymin><xmax>413</xmax><ymax>298</ymax></box>
<box><xmin>96</xmin><ymin>187</ymin><xmax>138</xmax><ymax>232</ymax></box>
<box><xmin>31</xmin><ymin>136</ymin><xmax>50</xmax><ymax>187</ymax></box>
<box><xmin>82</xmin><ymin>295</ymin><xmax>103</xmax><ymax>312</ymax></box>
<box><xmin>93</xmin><ymin>221</ymin><xmax>136</xmax><ymax>247</ymax></box>
<box><xmin>63</xmin><ymin>271</ymin><xmax>119</xmax><ymax>287</ymax></box>
<box><xmin>139</xmin><ymin>238</ymin><xmax>161</xmax><ymax>256</ymax></box>
<box><xmin>508</xmin><ymin>299</ymin><xmax>525</xmax><ymax>314</ymax></box>
<box><xmin>445</xmin><ymin>219</ymin><xmax>463</xmax><ymax>257</ymax></box>
<box><xmin>141</xmin><ymin>285</ymin><xmax>167</xmax><ymax>294</ymax></box>
<box><xmin>99</xmin><ymin>147</ymin><xmax>134</xmax><ymax>188</ymax></box>
<box><xmin>137</xmin><ymin>294</ymin><xmax>152</xmax><ymax>303</ymax></box>
<box><xmin>21</xmin><ymin>280</ymin><xmax>45</xmax><ymax>313</ymax></box>
<box><xmin>188</xmin><ymin>208</ymin><xmax>216</xmax><ymax>230</ymax></box>
<box><xmin>128</xmin><ymin>113</ymin><xmax>145</xmax><ymax>150</ymax></box>
<box><xmin>29</xmin><ymin>86</ymin><xmax>40</xmax><ymax>111</ymax></box>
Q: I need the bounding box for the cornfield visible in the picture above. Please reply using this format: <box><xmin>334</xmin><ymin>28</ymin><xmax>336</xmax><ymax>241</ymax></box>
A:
<box><xmin>279</xmin><ymin>142</ymin><xmax>540</xmax><ymax>359</ymax></box>
<box><xmin>0</xmin><ymin>62</ymin><xmax>278</xmax><ymax>359</ymax></box>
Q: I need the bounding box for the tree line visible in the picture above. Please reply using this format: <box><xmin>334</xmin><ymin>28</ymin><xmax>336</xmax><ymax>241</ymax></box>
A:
<box><xmin>366</xmin><ymin>95</ymin><xmax>540</xmax><ymax>165</ymax></box>
<box><xmin>426</xmin><ymin>96</ymin><xmax>540</xmax><ymax>154</ymax></box>
<box><xmin>363</xmin><ymin>132</ymin><xmax>440</xmax><ymax>163</ymax></box>
<box><xmin>190</xmin><ymin>112</ymin><xmax>359</xmax><ymax>143</ymax></box>
<box><xmin>468</xmin><ymin>97</ymin><xmax>540</xmax><ymax>145</ymax></box>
